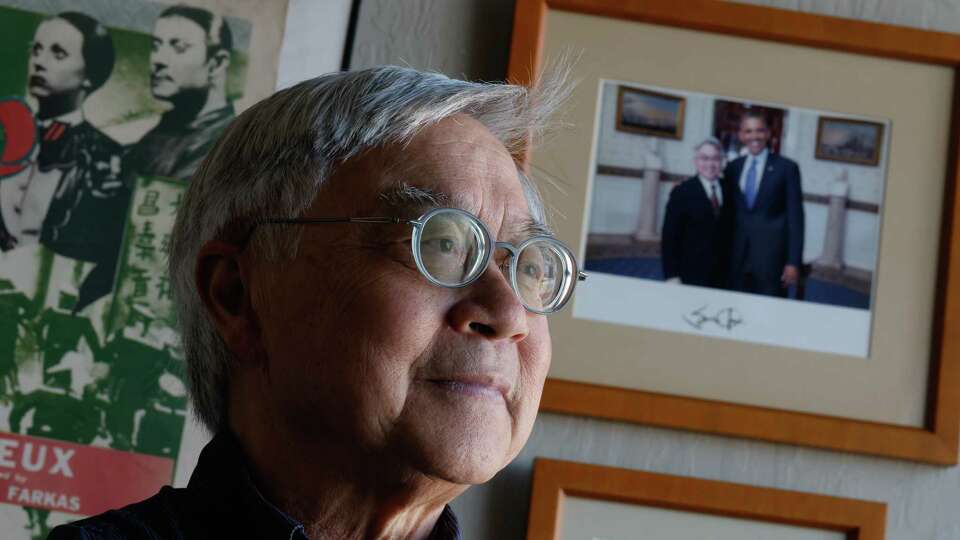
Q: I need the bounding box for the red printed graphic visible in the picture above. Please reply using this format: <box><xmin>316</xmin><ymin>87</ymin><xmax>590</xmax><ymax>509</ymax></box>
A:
<box><xmin>0</xmin><ymin>433</ymin><xmax>173</xmax><ymax>516</ymax></box>
<box><xmin>0</xmin><ymin>98</ymin><xmax>37</xmax><ymax>177</ymax></box>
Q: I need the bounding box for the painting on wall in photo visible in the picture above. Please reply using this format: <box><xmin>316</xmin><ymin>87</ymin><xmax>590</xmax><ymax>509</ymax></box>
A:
<box><xmin>615</xmin><ymin>85</ymin><xmax>685</xmax><ymax>139</ymax></box>
<box><xmin>815</xmin><ymin>117</ymin><xmax>885</xmax><ymax>166</ymax></box>
<box><xmin>575</xmin><ymin>80</ymin><xmax>891</xmax><ymax>357</ymax></box>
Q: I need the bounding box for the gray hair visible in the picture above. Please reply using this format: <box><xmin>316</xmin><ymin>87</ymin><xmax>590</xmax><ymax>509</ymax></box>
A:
<box><xmin>693</xmin><ymin>136</ymin><xmax>724</xmax><ymax>155</ymax></box>
<box><xmin>168</xmin><ymin>66</ymin><xmax>569</xmax><ymax>433</ymax></box>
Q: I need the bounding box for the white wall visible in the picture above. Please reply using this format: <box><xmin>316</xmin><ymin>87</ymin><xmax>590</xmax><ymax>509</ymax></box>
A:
<box><xmin>348</xmin><ymin>1</ymin><xmax>960</xmax><ymax>539</ymax></box>
<box><xmin>275</xmin><ymin>0</ymin><xmax>353</xmax><ymax>88</ymax></box>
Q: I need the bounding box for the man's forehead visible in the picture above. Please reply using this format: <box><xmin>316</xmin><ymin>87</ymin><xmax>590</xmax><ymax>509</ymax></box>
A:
<box><xmin>36</xmin><ymin>19</ymin><xmax>80</xmax><ymax>42</ymax></box>
<box><xmin>359</xmin><ymin>118</ymin><xmax>507</xmax><ymax>193</ymax></box>
<box><xmin>317</xmin><ymin>115</ymin><xmax>547</xmax><ymax>236</ymax></box>
<box><xmin>154</xmin><ymin>16</ymin><xmax>206</xmax><ymax>38</ymax></box>
<box><xmin>392</xmin><ymin>117</ymin><xmax>513</xmax><ymax>178</ymax></box>
<box><xmin>741</xmin><ymin>117</ymin><xmax>768</xmax><ymax>129</ymax></box>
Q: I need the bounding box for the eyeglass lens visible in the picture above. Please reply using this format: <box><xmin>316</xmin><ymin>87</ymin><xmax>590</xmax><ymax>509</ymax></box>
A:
<box><xmin>515</xmin><ymin>241</ymin><xmax>565</xmax><ymax>311</ymax></box>
<box><xmin>418</xmin><ymin>210</ymin><xmax>488</xmax><ymax>286</ymax></box>
<box><xmin>416</xmin><ymin>209</ymin><xmax>573</xmax><ymax>313</ymax></box>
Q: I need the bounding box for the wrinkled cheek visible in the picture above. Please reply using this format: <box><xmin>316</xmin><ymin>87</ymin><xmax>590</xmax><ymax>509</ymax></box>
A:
<box><xmin>511</xmin><ymin>327</ymin><xmax>551</xmax><ymax>447</ymax></box>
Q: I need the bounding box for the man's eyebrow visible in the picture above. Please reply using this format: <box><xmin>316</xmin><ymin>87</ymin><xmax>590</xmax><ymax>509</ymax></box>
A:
<box><xmin>377</xmin><ymin>183</ymin><xmax>553</xmax><ymax>236</ymax></box>
<box><xmin>521</xmin><ymin>218</ymin><xmax>553</xmax><ymax>238</ymax></box>
<box><xmin>378</xmin><ymin>183</ymin><xmax>450</xmax><ymax>215</ymax></box>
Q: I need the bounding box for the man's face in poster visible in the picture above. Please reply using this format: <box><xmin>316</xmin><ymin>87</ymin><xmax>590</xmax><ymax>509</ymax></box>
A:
<box><xmin>150</xmin><ymin>15</ymin><xmax>211</xmax><ymax>101</ymax></box>
<box><xmin>28</xmin><ymin>18</ymin><xmax>86</xmax><ymax>101</ymax></box>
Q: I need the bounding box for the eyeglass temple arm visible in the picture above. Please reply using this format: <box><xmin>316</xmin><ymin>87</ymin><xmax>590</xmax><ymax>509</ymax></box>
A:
<box><xmin>260</xmin><ymin>217</ymin><xmax>412</xmax><ymax>225</ymax></box>
<box><xmin>243</xmin><ymin>216</ymin><xmax>417</xmax><ymax>246</ymax></box>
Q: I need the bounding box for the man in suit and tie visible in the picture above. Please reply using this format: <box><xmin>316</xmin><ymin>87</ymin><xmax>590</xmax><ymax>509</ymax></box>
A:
<box><xmin>723</xmin><ymin>110</ymin><xmax>804</xmax><ymax>297</ymax></box>
<box><xmin>661</xmin><ymin>137</ymin><xmax>734</xmax><ymax>288</ymax></box>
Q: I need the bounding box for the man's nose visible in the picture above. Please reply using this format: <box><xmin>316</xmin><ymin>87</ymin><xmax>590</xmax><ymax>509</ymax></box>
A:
<box><xmin>446</xmin><ymin>261</ymin><xmax>530</xmax><ymax>343</ymax></box>
<box><xmin>151</xmin><ymin>50</ymin><xmax>169</xmax><ymax>70</ymax></box>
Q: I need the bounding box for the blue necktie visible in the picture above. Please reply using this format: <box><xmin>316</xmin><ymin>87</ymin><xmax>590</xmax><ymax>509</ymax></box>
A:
<box><xmin>743</xmin><ymin>158</ymin><xmax>758</xmax><ymax>209</ymax></box>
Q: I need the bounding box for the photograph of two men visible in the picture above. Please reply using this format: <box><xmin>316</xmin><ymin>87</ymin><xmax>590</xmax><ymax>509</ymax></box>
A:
<box><xmin>580</xmin><ymin>81</ymin><xmax>887</xmax><ymax>356</ymax></box>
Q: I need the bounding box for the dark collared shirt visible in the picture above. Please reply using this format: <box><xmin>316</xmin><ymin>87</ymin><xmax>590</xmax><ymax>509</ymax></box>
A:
<box><xmin>48</xmin><ymin>431</ymin><xmax>461</xmax><ymax>539</ymax></box>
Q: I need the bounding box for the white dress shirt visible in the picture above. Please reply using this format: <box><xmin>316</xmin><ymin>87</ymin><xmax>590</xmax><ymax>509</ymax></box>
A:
<box><xmin>0</xmin><ymin>109</ymin><xmax>83</xmax><ymax>245</ymax></box>
<box><xmin>698</xmin><ymin>175</ymin><xmax>723</xmax><ymax>208</ymax></box>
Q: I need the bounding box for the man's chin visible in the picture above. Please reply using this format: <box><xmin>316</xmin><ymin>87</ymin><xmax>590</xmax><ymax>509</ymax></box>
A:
<box><xmin>150</xmin><ymin>85</ymin><xmax>177</xmax><ymax>101</ymax></box>
<box><xmin>425</xmin><ymin>445</ymin><xmax>509</xmax><ymax>486</ymax></box>
<box><xmin>399</xmin><ymin>419</ymin><xmax>515</xmax><ymax>486</ymax></box>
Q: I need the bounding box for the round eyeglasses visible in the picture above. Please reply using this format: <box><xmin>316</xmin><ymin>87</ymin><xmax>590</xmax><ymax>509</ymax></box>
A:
<box><xmin>249</xmin><ymin>207</ymin><xmax>587</xmax><ymax>314</ymax></box>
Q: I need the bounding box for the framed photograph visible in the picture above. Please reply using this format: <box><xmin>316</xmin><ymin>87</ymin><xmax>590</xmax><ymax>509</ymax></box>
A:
<box><xmin>508</xmin><ymin>0</ymin><xmax>960</xmax><ymax>464</ymax></box>
<box><xmin>816</xmin><ymin>116</ymin><xmax>885</xmax><ymax>166</ymax></box>
<box><xmin>588</xmin><ymin>81</ymin><xmax>887</xmax><ymax>356</ymax></box>
<box><xmin>615</xmin><ymin>85</ymin><xmax>685</xmax><ymax>139</ymax></box>
<box><xmin>526</xmin><ymin>458</ymin><xmax>886</xmax><ymax>540</ymax></box>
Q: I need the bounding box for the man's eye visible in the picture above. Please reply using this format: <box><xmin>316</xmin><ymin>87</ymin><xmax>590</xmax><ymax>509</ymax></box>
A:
<box><xmin>423</xmin><ymin>237</ymin><xmax>460</xmax><ymax>254</ymax></box>
<box><xmin>521</xmin><ymin>262</ymin><xmax>543</xmax><ymax>279</ymax></box>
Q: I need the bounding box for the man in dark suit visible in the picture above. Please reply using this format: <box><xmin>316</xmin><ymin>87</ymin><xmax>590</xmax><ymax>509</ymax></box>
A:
<box><xmin>723</xmin><ymin>110</ymin><xmax>804</xmax><ymax>297</ymax></box>
<box><xmin>661</xmin><ymin>137</ymin><xmax>734</xmax><ymax>288</ymax></box>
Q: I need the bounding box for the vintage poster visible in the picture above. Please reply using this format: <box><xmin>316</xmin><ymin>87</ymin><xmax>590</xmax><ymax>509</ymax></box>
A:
<box><xmin>0</xmin><ymin>0</ymin><xmax>287</xmax><ymax>537</ymax></box>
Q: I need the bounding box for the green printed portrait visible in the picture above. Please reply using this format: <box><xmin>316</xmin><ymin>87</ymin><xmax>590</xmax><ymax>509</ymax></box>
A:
<box><xmin>0</xmin><ymin>1</ymin><xmax>254</xmax><ymax>538</ymax></box>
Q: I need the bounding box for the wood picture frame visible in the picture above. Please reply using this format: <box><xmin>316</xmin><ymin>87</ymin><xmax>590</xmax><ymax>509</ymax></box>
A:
<box><xmin>815</xmin><ymin>116</ymin><xmax>885</xmax><ymax>166</ymax></box>
<box><xmin>508</xmin><ymin>0</ymin><xmax>960</xmax><ymax>465</ymax></box>
<box><xmin>615</xmin><ymin>84</ymin><xmax>686</xmax><ymax>139</ymax></box>
<box><xmin>526</xmin><ymin>458</ymin><xmax>887</xmax><ymax>540</ymax></box>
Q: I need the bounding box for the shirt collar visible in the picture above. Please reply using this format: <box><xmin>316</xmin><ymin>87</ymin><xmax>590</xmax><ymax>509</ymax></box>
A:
<box><xmin>188</xmin><ymin>431</ymin><xmax>306</xmax><ymax>539</ymax></box>
<box><xmin>747</xmin><ymin>148</ymin><xmax>768</xmax><ymax>165</ymax></box>
<box><xmin>188</xmin><ymin>431</ymin><xmax>461</xmax><ymax>540</ymax></box>
<box><xmin>698</xmin><ymin>174</ymin><xmax>720</xmax><ymax>186</ymax></box>
<box><xmin>429</xmin><ymin>506</ymin><xmax>462</xmax><ymax>540</ymax></box>
<box><xmin>38</xmin><ymin>108</ymin><xmax>83</xmax><ymax>129</ymax></box>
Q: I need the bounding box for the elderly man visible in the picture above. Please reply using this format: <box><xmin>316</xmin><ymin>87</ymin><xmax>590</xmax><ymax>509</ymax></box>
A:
<box><xmin>661</xmin><ymin>137</ymin><xmax>734</xmax><ymax>288</ymax></box>
<box><xmin>49</xmin><ymin>66</ymin><xmax>582</xmax><ymax>539</ymax></box>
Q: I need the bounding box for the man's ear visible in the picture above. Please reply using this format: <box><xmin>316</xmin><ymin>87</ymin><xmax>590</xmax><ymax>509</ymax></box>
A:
<box><xmin>195</xmin><ymin>240</ymin><xmax>260</xmax><ymax>361</ymax></box>
<box><xmin>207</xmin><ymin>49</ymin><xmax>231</xmax><ymax>78</ymax></box>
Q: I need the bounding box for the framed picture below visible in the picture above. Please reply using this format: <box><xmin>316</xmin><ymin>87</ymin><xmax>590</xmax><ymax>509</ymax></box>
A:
<box><xmin>508</xmin><ymin>0</ymin><xmax>960</xmax><ymax>464</ymax></box>
<box><xmin>815</xmin><ymin>116</ymin><xmax>885</xmax><ymax>166</ymax></box>
<box><xmin>615</xmin><ymin>85</ymin><xmax>686</xmax><ymax>139</ymax></box>
<box><xmin>526</xmin><ymin>458</ymin><xmax>886</xmax><ymax>540</ymax></box>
